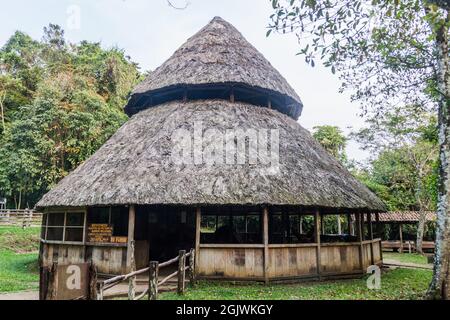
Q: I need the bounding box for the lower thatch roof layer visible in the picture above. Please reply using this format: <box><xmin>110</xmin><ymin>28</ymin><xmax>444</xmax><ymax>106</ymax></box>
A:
<box><xmin>37</xmin><ymin>100</ymin><xmax>386</xmax><ymax>212</ymax></box>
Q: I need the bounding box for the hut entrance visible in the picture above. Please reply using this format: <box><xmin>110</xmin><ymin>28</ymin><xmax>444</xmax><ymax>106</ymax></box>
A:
<box><xmin>135</xmin><ymin>206</ymin><xmax>196</xmax><ymax>265</ymax></box>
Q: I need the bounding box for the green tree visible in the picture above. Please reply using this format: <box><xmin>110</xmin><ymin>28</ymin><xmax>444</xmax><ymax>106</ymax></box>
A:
<box><xmin>268</xmin><ymin>0</ymin><xmax>450</xmax><ymax>299</ymax></box>
<box><xmin>312</xmin><ymin>125</ymin><xmax>347</xmax><ymax>163</ymax></box>
<box><xmin>0</xmin><ymin>24</ymin><xmax>140</xmax><ymax>210</ymax></box>
<box><xmin>352</xmin><ymin>105</ymin><xmax>438</xmax><ymax>253</ymax></box>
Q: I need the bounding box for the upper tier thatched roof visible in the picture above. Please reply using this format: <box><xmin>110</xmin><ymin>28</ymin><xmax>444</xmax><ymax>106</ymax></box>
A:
<box><xmin>37</xmin><ymin>100</ymin><xmax>386</xmax><ymax>212</ymax></box>
<box><xmin>125</xmin><ymin>16</ymin><xmax>303</xmax><ymax>119</ymax></box>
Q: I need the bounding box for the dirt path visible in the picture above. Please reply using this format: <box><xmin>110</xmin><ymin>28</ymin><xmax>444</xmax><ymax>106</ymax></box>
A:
<box><xmin>0</xmin><ymin>291</ymin><xmax>39</xmax><ymax>300</ymax></box>
<box><xmin>383</xmin><ymin>258</ymin><xmax>433</xmax><ymax>270</ymax></box>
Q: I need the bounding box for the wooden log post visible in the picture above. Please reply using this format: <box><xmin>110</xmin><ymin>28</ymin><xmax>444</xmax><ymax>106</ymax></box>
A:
<box><xmin>148</xmin><ymin>261</ymin><xmax>159</xmax><ymax>300</ymax></box>
<box><xmin>399</xmin><ymin>224</ymin><xmax>404</xmax><ymax>254</ymax></box>
<box><xmin>195</xmin><ymin>207</ymin><xmax>201</xmax><ymax>278</ymax></box>
<box><xmin>128</xmin><ymin>240</ymin><xmax>136</xmax><ymax>300</ymax></box>
<box><xmin>355</xmin><ymin>214</ymin><xmax>364</xmax><ymax>272</ymax></box>
<box><xmin>96</xmin><ymin>281</ymin><xmax>104</xmax><ymax>301</ymax></box>
<box><xmin>321</xmin><ymin>213</ymin><xmax>325</xmax><ymax>235</ymax></box>
<box><xmin>188</xmin><ymin>248</ymin><xmax>195</xmax><ymax>287</ymax></box>
<box><xmin>126</xmin><ymin>205</ymin><xmax>136</xmax><ymax>272</ymax></box>
<box><xmin>46</xmin><ymin>262</ymin><xmax>58</xmax><ymax>300</ymax></box>
<box><xmin>346</xmin><ymin>214</ymin><xmax>351</xmax><ymax>235</ymax></box>
<box><xmin>367</xmin><ymin>213</ymin><xmax>374</xmax><ymax>265</ymax></box>
<box><xmin>314</xmin><ymin>209</ymin><xmax>321</xmax><ymax>279</ymax></box>
<box><xmin>299</xmin><ymin>216</ymin><xmax>303</xmax><ymax>234</ymax></box>
<box><xmin>88</xmin><ymin>262</ymin><xmax>98</xmax><ymax>300</ymax></box>
<box><xmin>337</xmin><ymin>215</ymin><xmax>342</xmax><ymax>235</ymax></box>
<box><xmin>263</xmin><ymin>206</ymin><xmax>269</xmax><ymax>284</ymax></box>
<box><xmin>376</xmin><ymin>213</ymin><xmax>383</xmax><ymax>262</ymax></box>
<box><xmin>177</xmin><ymin>250</ymin><xmax>186</xmax><ymax>295</ymax></box>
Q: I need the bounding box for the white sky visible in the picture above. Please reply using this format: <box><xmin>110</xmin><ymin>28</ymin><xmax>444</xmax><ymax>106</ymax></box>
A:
<box><xmin>0</xmin><ymin>0</ymin><xmax>370</xmax><ymax>161</ymax></box>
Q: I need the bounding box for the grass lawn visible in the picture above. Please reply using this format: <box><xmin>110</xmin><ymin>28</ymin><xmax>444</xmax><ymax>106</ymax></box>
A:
<box><xmin>160</xmin><ymin>268</ymin><xmax>432</xmax><ymax>300</ymax></box>
<box><xmin>383</xmin><ymin>252</ymin><xmax>430</xmax><ymax>265</ymax></box>
<box><xmin>0</xmin><ymin>226</ymin><xmax>40</xmax><ymax>293</ymax></box>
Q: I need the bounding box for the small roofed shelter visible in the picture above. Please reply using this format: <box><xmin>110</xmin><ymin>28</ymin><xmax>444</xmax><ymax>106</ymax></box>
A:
<box><xmin>372</xmin><ymin>212</ymin><xmax>436</xmax><ymax>253</ymax></box>
<box><xmin>37</xmin><ymin>17</ymin><xmax>386</xmax><ymax>282</ymax></box>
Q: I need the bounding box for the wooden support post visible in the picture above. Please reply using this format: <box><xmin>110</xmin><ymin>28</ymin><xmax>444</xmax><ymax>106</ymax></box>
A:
<box><xmin>263</xmin><ymin>206</ymin><xmax>269</xmax><ymax>284</ymax></box>
<box><xmin>195</xmin><ymin>207</ymin><xmax>201</xmax><ymax>277</ymax></box>
<box><xmin>367</xmin><ymin>213</ymin><xmax>374</xmax><ymax>265</ymax></box>
<box><xmin>148</xmin><ymin>261</ymin><xmax>159</xmax><ymax>300</ymax></box>
<box><xmin>356</xmin><ymin>214</ymin><xmax>364</xmax><ymax>272</ymax></box>
<box><xmin>177</xmin><ymin>250</ymin><xmax>186</xmax><ymax>295</ymax></box>
<box><xmin>96</xmin><ymin>281</ymin><xmax>104</xmax><ymax>301</ymax></box>
<box><xmin>321</xmin><ymin>213</ymin><xmax>325</xmax><ymax>235</ymax></box>
<box><xmin>375</xmin><ymin>213</ymin><xmax>381</xmax><ymax>238</ymax></box>
<box><xmin>128</xmin><ymin>240</ymin><xmax>136</xmax><ymax>300</ymax></box>
<box><xmin>126</xmin><ymin>205</ymin><xmax>136</xmax><ymax>271</ymax></box>
<box><xmin>46</xmin><ymin>262</ymin><xmax>58</xmax><ymax>300</ymax></box>
<box><xmin>188</xmin><ymin>248</ymin><xmax>195</xmax><ymax>287</ymax></box>
<box><xmin>346</xmin><ymin>214</ymin><xmax>351</xmax><ymax>235</ymax></box>
<box><xmin>399</xmin><ymin>224</ymin><xmax>403</xmax><ymax>254</ymax></box>
<box><xmin>314</xmin><ymin>209</ymin><xmax>321</xmax><ymax>278</ymax></box>
<box><xmin>299</xmin><ymin>216</ymin><xmax>303</xmax><ymax>234</ymax></box>
<box><xmin>88</xmin><ymin>262</ymin><xmax>98</xmax><ymax>301</ymax></box>
<box><xmin>376</xmin><ymin>213</ymin><xmax>383</xmax><ymax>263</ymax></box>
<box><xmin>337</xmin><ymin>215</ymin><xmax>342</xmax><ymax>235</ymax></box>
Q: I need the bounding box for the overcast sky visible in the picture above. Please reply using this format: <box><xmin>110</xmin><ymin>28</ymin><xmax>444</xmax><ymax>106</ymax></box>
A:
<box><xmin>0</xmin><ymin>0</ymin><xmax>370</xmax><ymax>161</ymax></box>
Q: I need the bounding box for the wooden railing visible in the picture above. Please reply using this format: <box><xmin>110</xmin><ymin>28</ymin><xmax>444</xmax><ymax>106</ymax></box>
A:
<box><xmin>96</xmin><ymin>248</ymin><xmax>195</xmax><ymax>300</ymax></box>
<box><xmin>0</xmin><ymin>209</ymin><xmax>43</xmax><ymax>227</ymax></box>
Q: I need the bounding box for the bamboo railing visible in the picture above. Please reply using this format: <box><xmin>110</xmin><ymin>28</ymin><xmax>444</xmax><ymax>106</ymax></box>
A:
<box><xmin>96</xmin><ymin>248</ymin><xmax>196</xmax><ymax>300</ymax></box>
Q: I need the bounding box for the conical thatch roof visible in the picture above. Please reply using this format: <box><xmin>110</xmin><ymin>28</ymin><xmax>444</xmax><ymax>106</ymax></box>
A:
<box><xmin>37</xmin><ymin>100</ymin><xmax>385</xmax><ymax>212</ymax></box>
<box><xmin>125</xmin><ymin>17</ymin><xmax>303</xmax><ymax>119</ymax></box>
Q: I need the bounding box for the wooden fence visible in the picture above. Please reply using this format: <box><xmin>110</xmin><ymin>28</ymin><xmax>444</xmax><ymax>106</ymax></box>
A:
<box><xmin>0</xmin><ymin>210</ymin><xmax>43</xmax><ymax>227</ymax></box>
<box><xmin>96</xmin><ymin>248</ymin><xmax>196</xmax><ymax>300</ymax></box>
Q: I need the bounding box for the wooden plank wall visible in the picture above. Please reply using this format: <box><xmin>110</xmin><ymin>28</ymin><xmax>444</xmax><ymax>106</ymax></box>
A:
<box><xmin>41</xmin><ymin>243</ymin><xmax>128</xmax><ymax>275</ymax></box>
<box><xmin>320</xmin><ymin>244</ymin><xmax>361</xmax><ymax>274</ymax></box>
<box><xmin>197</xmin><ymin>239</ymin><xmax>383</xmax><ymax>281</ymax></box>
<box><xmin>197</xmin><ymin>247</ymin><xmax>264</xmax><ymax>279</ymax></box>
<box><xmin>268</xmin><ymin>246</ymin><xmax>317</xmax><ymax>278</ymax></box>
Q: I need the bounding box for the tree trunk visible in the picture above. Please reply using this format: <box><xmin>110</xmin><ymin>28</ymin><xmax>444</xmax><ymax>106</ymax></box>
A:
<box><xmin>428</xmin><ymin>11</ymin><xmax>450</xmax><ymax>300</ymax></box>
<box><xmin>0</xmin><ymin>93</ymin><xmax>5</xmax><ymax>133</ymax></box>
<box><xmin>416</xmin><ymin>212</ymin><xmax>426</xmax><ymax>255</ymax></box>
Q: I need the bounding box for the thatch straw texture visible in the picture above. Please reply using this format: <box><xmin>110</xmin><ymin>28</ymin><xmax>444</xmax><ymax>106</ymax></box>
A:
<box><xmin>125</xmin><ymin>17</ymin><xmax>303</xmax><ymax>119</ymax></box>
<box><xmin>37</xmin><ymin>100</ymin><xmax>385</xmax><ymax>212</ymax></box>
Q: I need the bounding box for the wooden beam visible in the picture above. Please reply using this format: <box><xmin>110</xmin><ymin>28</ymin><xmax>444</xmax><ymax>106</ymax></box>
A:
<box><xmin>126</xmin><ymin>205</ymin><xmax>136</xmax><ymax>271</ymax></box>
<box><xmin>195</xmin><ymin>207</ymin><xmax>201</xmax><ymax>275</ymax></box>
<box><xmin>314</xmin><ymin>209</ymin><xmax>321</xmax><ymax>279</ymax></box>
<box><xmin>399</xmin><ymin>224</ymin><xmax>403</xmax><ymax>254</ymax></box>
<box><xmin>263</xmin><ymin>206</ymin><xmax>269</xmax><ymax>284</ymax></box>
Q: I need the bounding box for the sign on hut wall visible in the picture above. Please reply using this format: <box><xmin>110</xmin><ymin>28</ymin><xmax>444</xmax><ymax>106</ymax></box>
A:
<box><xmin>87</xmin><ymin>224</ymin><xmax>113</xmax><ymax>243</ymax></box>
<box><xmin>55</xmin><ymin>263</ymin><xmax>89</xmax><ymax>300</ymax></box>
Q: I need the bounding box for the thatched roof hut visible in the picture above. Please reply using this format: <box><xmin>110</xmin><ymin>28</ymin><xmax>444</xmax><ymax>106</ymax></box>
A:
<box><xmin>37</xmin><ymin>17</ymin><xmax>386</xmax><ymax>288</ymax></box>
<box><xmin>37</xmin><ymin>17</ymin><xmax>383</xmax><ymax>213</ymax></box>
